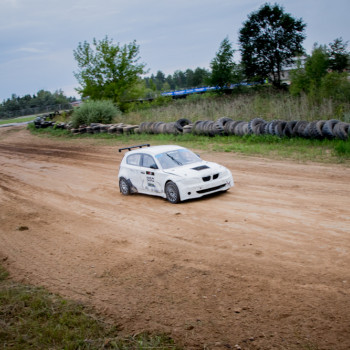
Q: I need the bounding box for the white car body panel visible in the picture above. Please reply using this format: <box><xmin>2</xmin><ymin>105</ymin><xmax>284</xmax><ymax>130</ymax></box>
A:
<box><xmin>118</xmin><ymin>145</ymin><xmax>234</xmax><ymax>202</ymax></box>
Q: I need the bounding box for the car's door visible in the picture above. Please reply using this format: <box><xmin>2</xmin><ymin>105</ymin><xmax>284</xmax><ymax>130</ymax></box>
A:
<box><xmin>125</xmin><ymin>153</ymin><xmax>143</xmax><ymax>191</ymax></box>
<box><xmin>139</xmin><ymin>154</ymin><xmax>165</xmax><ymax>194</ymax></box>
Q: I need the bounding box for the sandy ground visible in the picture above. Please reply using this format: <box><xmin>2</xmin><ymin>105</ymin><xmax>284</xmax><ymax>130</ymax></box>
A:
<box><xmin>0</xmin><ymin>126</ymin><xmax>349</xmax><ymax>350</ymax></box>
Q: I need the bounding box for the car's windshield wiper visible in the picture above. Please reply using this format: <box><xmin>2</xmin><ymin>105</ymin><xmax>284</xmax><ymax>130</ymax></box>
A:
<box><xmin>166</xmin><ymin>153</ymin><xmax>182</xmax><ymax>166</ymax></box>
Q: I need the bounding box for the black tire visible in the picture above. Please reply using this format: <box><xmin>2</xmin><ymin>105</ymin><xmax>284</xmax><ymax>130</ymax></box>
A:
<box><xmin>274</xmin><ymin>121</ymin><xmax>287</xmax><ymax>137</ymax></box>
<box><xmin>175</xmin><ymin>118</ymin><xmax>191</xmax><ymax>132</ymax></box>
<box><xmin>283</xmin><ymin>120</ymin><xmax>298</xmax><ymax>137</ymax></box>
<box><xmin>295</xmin><ymin>121</ymin><xmax>309</xmax><ymax>137</ymax></box>
<box><xmin>308</xmin><ymin>120</ymin><xmax>324</xmax><ymax>139</ymax></box>
<box><xmin>119</xmin><ymin>177</ymin><xmax>131</xmax><ymax>196</ymax></box>
<box><xmin>192</xmin><ymin>120</ymin><xmax>203</xmax><ymax>135</ymax></box>
<box><xmin>333</xmin><ymin>122</ymin><xmax>349</xmax><ymax>140</ymax></box>
<box><xmin>315</xmin><ymin>120</ymin><xmax>326</xmax><ymax>139</ymax></box>
<box><xmin>217</xmin><ymin>117</ymin><xmax>233</xmax><ymax>127</ymax></box>
<box><xmin>248</xmin><ymin>118</ymin><xmax>265</xmax><ymax>134</ymax></box>
<box><xmin>165</xmin><ymin>181</ymin><xmax>180</xmax><ymax>204</ymax></box>
<box><xmin>227</xmin><ymin>120</ymin><xmax>241</xmax><ymax>135</ymax></box>
<box><xmin>151</xmin><ymin>122</ymin><xmax>162</xmax><ymax>134</ymax></box>
<box><xmin>223</xmin><ymin>120</ymin><xmax>235</xmax><ymax>135</ymax></box>
<box><xmin>233</xmin><ymin>121</ymin><xmax>245</xmax><ymax>136</ymax></box>
<box><xmin>322</xmin><ymin>119</ymin><xmax>339</xmax><ymax>139</ymax></box>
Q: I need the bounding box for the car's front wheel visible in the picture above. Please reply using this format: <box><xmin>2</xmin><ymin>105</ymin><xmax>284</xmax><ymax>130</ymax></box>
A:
<box><xmin>165</xmin><ymin>181</ymin><xmax>180</xmax><ymax>204</ymax></box>
<box><xmin>119</xmin><ymin>177</ymin><xmax>131</xmax><ymax>196</ymax></box>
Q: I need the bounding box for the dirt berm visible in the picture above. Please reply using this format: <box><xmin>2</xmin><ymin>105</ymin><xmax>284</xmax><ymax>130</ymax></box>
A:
<box><xmin>0</xmin><ymin>126</ymin><xmax>349</xmax><ymax>349</ymax></box>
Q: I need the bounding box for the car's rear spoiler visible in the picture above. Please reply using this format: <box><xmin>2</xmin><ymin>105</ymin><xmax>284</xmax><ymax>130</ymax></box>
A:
<box><xmin>118</xmin><ymin>144</ymin><xmax>150</xmax><ymax>152</ymax></box>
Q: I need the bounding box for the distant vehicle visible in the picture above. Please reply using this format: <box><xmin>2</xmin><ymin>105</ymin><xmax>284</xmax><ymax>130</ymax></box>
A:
<box><xmin>118</xmin><ymin>144</ymin><xmax>234</xmax><ymax>203</ymax></box>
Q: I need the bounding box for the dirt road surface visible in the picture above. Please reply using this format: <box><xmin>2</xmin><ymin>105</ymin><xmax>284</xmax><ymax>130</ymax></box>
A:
<box><xmin>1</xmin><ymin>126</ymin><xmax>349</xmax><ymax>349</ymax></box>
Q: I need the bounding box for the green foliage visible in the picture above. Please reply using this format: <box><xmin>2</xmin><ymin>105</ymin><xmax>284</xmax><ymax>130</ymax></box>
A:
<box><xmin>0</xmin><ymin>264</ymin><xmax>179</xmax><ymax>349</ymax></box>
<box><xmin>143</xmin><ymin>67</ymin><xmax>210</xmax><ymax>94</ymax></box>
<box><xmin>0</xmin><ymin>116</ymin><xmax>36</xmax><ymax>124</ymax></box>
<box><xmin>327</xmin><ymin>37</ymin><xmax>350</xmax><ymax>72</ymax></box>
<box><xmin>334</xmin><ymin>140</ymin><xmax>350</xmax><ymax>157</ymax></box>
<box><xmin>0</xmin><ymin>90</ymin><xmax>75</xmax><ymax>119</ymax></box>
<box><xmin>305</xmin><ymin>45</ymin><xmax>329</xmax><ymax>98</ymax></box>
<box><xmin>290</xmin><ymin>44</ymin><xmax>350</xmax><ymax>106</ymax></box>
<box><xmin>73</xmin><ymin>36</ymin><xmax>146</xmax><ymax>110</ymax></box>
<box><xmin>71</xmin><ymin>99</ymin><xmax>120</xmax><ymax>127</ymax></box>
<box><xmin>320</xmin><ymin>72</ymin><xmax>350</xmax><ymax>102</ymax></box>
<box><xmin>210</xmin><ymin>37</ymin><xmax>238</xmax><ymax>89</ymax></box>
<box><xmin>0</xmin><ymin>265</ymin><xmax>9</xmax><ymax>281</ymax></box>
<box><xmin>123</xmin><ymin>87</ymin><xmax>350</xmax><ymax>124</ymax></box>
<box><xmin>239</xmin><ymin>3</ymin><xmax>306</xmax><ymax>87</ymax></box>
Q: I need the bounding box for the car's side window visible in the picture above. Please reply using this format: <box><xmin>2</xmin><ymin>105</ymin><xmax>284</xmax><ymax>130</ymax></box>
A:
<box><xmin>142</xmin><ymin>154</ymin><xmax>158</xmax><ymax>169</ymax></box>
<box><xmin>126</xmin><ymin>154</ymin><xmax>141</xmax><ymax>166</ymax></box>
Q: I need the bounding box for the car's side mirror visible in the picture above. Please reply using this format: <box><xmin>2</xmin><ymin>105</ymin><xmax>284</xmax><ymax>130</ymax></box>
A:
<box><xmin>150</xmin><ymin>164</ymin><xmax>158</xmax><ymax>169</ymax></box>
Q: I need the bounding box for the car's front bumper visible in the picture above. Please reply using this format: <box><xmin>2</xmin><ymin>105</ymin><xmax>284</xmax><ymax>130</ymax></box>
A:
<box><xmin>177</xmin><ymin>172</ymin><xmax>234</xmax><ymax>201</ymax></box>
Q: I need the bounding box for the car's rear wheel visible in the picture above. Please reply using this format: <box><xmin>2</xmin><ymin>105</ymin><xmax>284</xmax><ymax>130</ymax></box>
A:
<box><xmin>119</xmin><ymin>177</ymin><xmax>131</xmax><ymax>196</ymax></box>
<box><xmin>165</xmin><ymin>181</ymin><xmax>180</xmax><ymax>204</ymax></box>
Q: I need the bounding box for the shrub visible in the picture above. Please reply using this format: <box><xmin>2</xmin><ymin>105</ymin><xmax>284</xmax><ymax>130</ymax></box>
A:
<box><xmin>71</xmin><ymin>100</ymin><xmax>120</xmax><ymax>127</ymax></box>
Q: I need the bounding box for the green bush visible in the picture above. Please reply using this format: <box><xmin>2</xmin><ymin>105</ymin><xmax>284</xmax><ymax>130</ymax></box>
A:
<box><xmin>71</xmin><ymin>100</ymin><xmax>120</xmax><ymax>128</ymax></box>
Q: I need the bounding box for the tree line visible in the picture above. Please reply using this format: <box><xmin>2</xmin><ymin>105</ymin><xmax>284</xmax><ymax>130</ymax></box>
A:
<box><xmin>0</xmin><ymin>90</ymin><xmax>76</xmax><ymax>119</ymax></box>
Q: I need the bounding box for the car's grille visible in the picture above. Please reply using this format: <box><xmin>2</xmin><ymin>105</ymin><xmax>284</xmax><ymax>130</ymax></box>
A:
<box><xmin>197</xmin><ymin>184</ymin><xmax>226</xmax><ymax>194</ymax></box>
<box><xmin>202</xmin><ymin>173</ymin><xmax>219</xmax><ymax>182</ymax></box>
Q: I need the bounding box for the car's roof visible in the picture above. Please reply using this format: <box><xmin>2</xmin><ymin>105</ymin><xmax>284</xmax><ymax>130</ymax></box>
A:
<box><xmin>124</xmin><ymin>145</ymin><xmax>185</xmax><ymax>156</ymax></box>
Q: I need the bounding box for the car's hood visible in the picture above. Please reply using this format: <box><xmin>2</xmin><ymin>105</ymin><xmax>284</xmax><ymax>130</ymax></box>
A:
<box><xmin>163</xmin><ymin>161</ymin><xmax>226</xmax><ymax>177</ymax></box>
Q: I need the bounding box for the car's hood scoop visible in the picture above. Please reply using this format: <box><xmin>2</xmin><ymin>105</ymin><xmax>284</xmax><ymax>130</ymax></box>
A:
<box><xmin>191</xmin><ymin>165</ymin><xmax>210</xmax><ymax>171</ymax></box>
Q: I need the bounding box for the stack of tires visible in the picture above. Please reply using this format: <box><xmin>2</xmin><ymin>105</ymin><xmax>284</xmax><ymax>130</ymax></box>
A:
<box><xmin>33</xmin><ymin>116</ymin><xmax>55</xmax><ymax>129</ymax></box>
<box><xmin>194</xmin><ymin>117</ymin><xmax>350</xmax><ymax>140</ymax></box>
<box><xmin>137</xmin><ymin>118</ymin><xmax>191</xmax><ymax>135</ymax></box>
<box><xmin>34</xmin><ymin>114</ymin><xmax>349</xmax><ymax>140</ymax></box>
<box><xmin>70</xmin><ymin>123</ymin><xmax>139</xmax><ymax>135</ymax></box>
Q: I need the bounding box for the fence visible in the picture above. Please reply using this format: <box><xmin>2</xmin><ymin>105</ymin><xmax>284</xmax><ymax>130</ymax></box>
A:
<box><xmin>0</xmin><ymin>103</ymin><xmax>73</xmax><ymax>119</ymax></box>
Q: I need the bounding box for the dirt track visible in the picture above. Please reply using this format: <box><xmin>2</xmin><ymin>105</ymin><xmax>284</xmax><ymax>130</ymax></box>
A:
<box><xmin>1</xmin><ymin>126</ymin><xmax>349</xmax><ymax>349</ymax></box>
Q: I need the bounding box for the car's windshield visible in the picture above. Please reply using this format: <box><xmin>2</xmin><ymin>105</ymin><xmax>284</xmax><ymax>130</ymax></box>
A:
<box><xmin>156</xmin><ymin>149</ymin><xmax>200</xmax><ymax>169</ymax></box>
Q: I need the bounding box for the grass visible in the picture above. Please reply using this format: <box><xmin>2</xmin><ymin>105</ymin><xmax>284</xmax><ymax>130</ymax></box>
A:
<box><xmin>122</xmin><ymin>90</ymin><xmax>350</xmax><ymax>125</ymax></box>
<box><xmin>0</xmin><ymin>116</ymin><xmax>37</xmax><ymax>125</ymax></box>
<box><xmin>28</xmin><ymin>124</ymin><xmax>350</xmax><ymax>164</ymax></box>
<box><xmin>0</xmin><ymin>264</ymin><xmax>179</xmax><ymax>349</ymax></box>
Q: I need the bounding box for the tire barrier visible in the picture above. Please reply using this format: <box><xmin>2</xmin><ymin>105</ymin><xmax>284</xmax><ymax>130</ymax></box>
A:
<box><xmin>138</xmin><ymin>118</ymin><xmax>191</xmax><ymax>135</ymax></box>
<box><xmin>33</xmin><ymin>111</ymin><xmax>67</xmax><ymax>129</ymax></box>
<box><xmin>34</xmin><ymin>116</ymin><xmax>350</xmax><ymax>140</ymax></box>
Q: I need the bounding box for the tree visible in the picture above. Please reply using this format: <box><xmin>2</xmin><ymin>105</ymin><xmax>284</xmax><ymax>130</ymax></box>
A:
<box><xmin>305</xmin><ymin>45</ymin><xmax>329</xmax><ymax>91</ymax></box>
<box><xmin>173</xmin><ymin>70</ymin><xmax>186</xmax><ymax>89</ymax></box>
<box><xmin>239</xmin><ymin>3</ymin><xmax>306</xmax><ymax>87</ymax></box>
<box><xmin>290</xmin><ymin>44</ymin><xmax>329</xmax><ymax>97</ymax></box>
<box><xmin>193</xmin><ymin>67</ymin><xmax>211</xmax><ymax>87</ymax></box>
<box><xmin>210</xmin><ymin>37</ymin><xmax>237</xmax><ymax>89</ymax></box>
<box><xmin>154</xmin><ymin>71</ymin><xmax>166</xmax><ymax>90</ymax></box>
<box><xmin>327</xmin><ymin>38</ymin><xmax>350</xmax><ymax>72</ymax></box>
<box><xmin>73</xmin><ymin>36</ymin><xmax>146</xmax><ymax>109</ymax></box>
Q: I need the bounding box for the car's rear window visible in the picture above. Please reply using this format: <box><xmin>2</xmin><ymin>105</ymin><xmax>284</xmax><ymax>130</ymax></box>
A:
<box><xmin>126</xmin><ymin>153</ymin><xmax>141</xmax><ymax>166</ymax></box>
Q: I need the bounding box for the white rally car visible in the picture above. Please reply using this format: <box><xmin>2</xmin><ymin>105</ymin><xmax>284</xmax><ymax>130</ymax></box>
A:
<box><xmin>118</xmin><ymin>144</ymin><xmax>234</xmax><ymax>203</ymax></box>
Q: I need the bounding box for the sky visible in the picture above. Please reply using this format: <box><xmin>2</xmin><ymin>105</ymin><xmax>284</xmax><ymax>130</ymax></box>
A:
<box><xmin>0</xmin><ymin>0</ymin><xmax>349</xmax><ymax>101</ymax></box>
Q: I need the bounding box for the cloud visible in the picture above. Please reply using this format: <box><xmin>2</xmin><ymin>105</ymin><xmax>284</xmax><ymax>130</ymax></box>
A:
<box><xmin>1</xmin><ymin>0</ymin><xmax>349</xmax><ymax>100</ymax></box>
<box><xmin>15</xmin><ymin>47</ymin><xmax>45</xmax><ymax>54</ymax></box>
